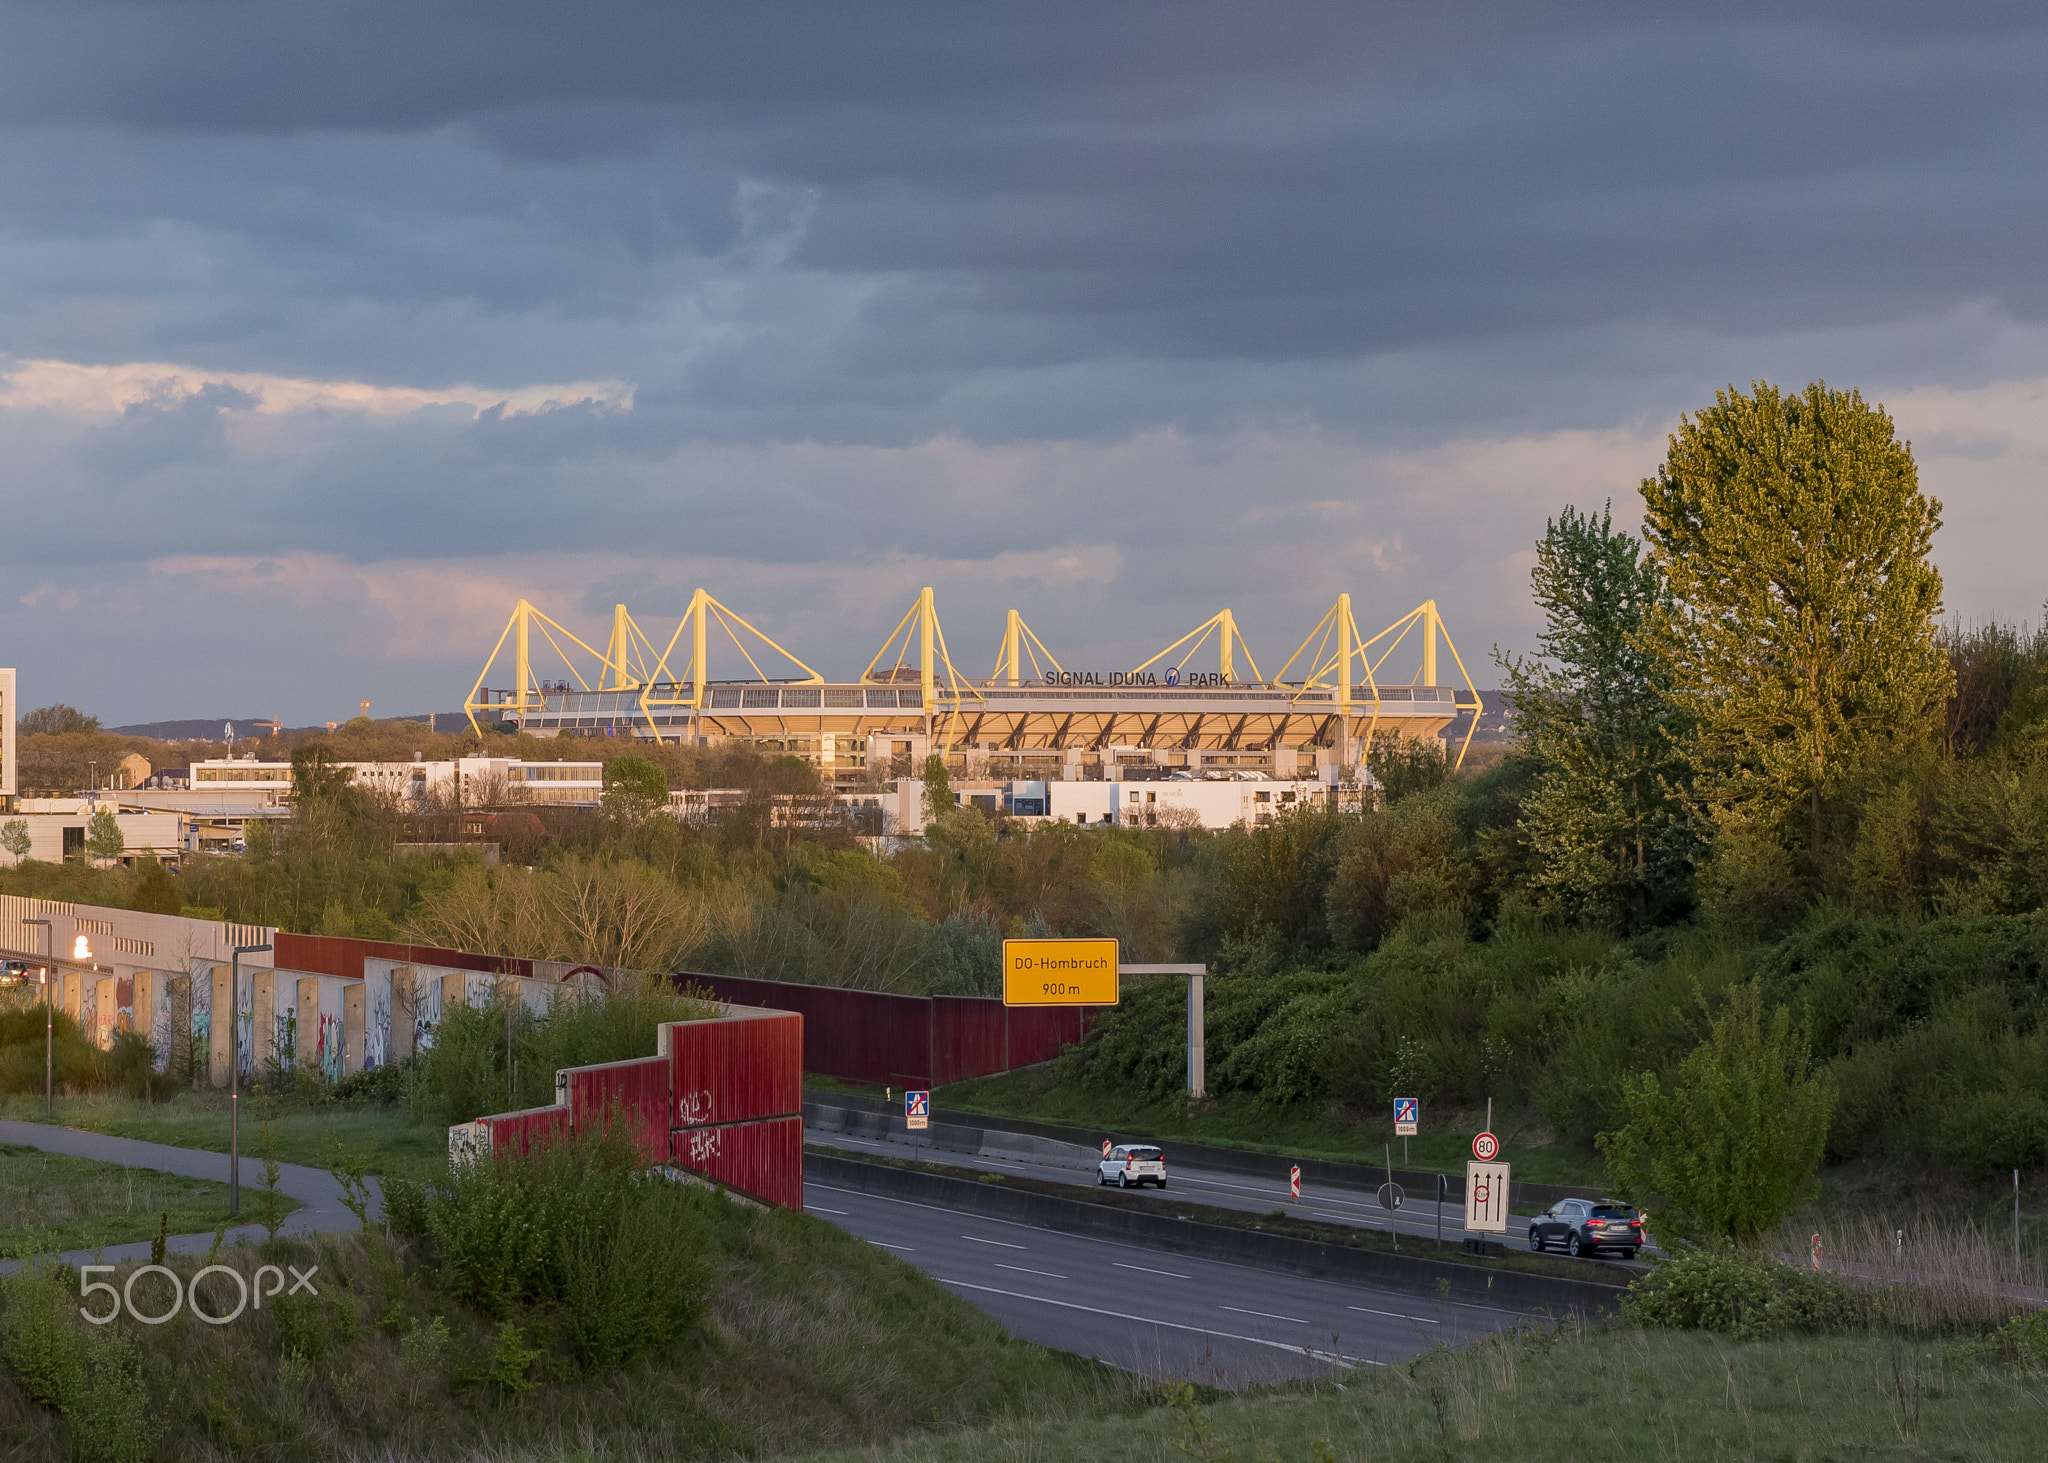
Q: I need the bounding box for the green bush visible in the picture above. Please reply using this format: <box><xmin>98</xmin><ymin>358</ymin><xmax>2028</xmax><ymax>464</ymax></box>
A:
<box><xmin>0</xmin><ymin>1260</ymin><xmax>158</xmax><ymax>1463</ymax></box>
<box><xmin>1623</xmin><ymin>1248</ymin><xmax>1869</xmax><ymax>1338</ymax></box>
<box><xmin>1988</xmin><ymin>1309</ymin><xmax>2048</xmax><ymax>1370</ymax></box>
<box><xmin>420</xmin><ymin>1125</ymin><xmax>712</xmax><ymax>1373</ymax></box>
<box><xmin>0</xmin><ymin>1005</ymin><xmax>104</xmax><ymax>1094</ymax></box>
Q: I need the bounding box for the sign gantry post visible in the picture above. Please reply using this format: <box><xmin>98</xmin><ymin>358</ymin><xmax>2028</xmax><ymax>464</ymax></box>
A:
<box><xmin>1002</xmin><ymin>939</ymin><xmax>1211</xmax><ymax>1100</ymax></box>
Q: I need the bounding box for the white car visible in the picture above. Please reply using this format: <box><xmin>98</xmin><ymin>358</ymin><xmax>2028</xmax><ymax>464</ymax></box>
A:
<box><xmin>1097</xmin><ymin>1144</ymin><xmax>1167</xmax><ymax>1188</ymax></box>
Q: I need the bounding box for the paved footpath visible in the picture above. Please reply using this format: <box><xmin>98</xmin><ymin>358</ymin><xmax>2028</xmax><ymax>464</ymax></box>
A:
<box><xmin>0</xmin><ymin>1120</ymin><xmax>382</xmax><ymax>1271</ymax></box>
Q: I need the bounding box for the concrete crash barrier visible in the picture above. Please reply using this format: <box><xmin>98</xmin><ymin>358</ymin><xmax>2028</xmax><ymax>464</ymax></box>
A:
<box><xmin>805</xmin><ymin>1100</ymin><xmax>1099</xmax><ymax>1170</ymax></box>
<box><xmin>456</xmin><ymin>1005</ymin><xmax>806</xmax><ymax>1211</ymax></box>
<box><xmin>806</xmin><ymin>1151</ymin><xmax>1628</xmax><ymax>1318</ymax></box>
<box><xmin>808</xmin><ymin>1089</ymin><xmax>1607</xmax><ymax>1209</ymax></box>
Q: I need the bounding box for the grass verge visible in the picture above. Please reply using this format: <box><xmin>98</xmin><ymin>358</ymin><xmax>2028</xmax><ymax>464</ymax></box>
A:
<box><xmin>0</xmin><ymin>1092</ymin><xmax>448</xmax><ymax>1184</ymax></box>
<box><xmin>811</xmin><ymin>1147</ymin><xmax>1635</xmax><ymax>1284</ymax></box>
<box><xmin>0</xmin><ymin>1144</ymin><xmax>259</xmax><ymax>1258</ymax></box>
<box><xmin>0</xmin><ymin>1176</ymin><xmax>1131</xmax><ymax>1461</ymax></box>
<box><xmin>786</xmin><ymin>1319</ymin><xmax>2048</xmax><ymax>1462</ymax></box>
<box><xmin>933</xmin><ymin>1064</ymin><xmax>1610</xmax><ymax>1188</ymax></box>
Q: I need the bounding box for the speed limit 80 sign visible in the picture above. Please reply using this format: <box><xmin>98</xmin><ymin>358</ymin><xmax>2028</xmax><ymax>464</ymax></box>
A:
<box><xmin>1471</xmin><ymin>1130</ymin><xmax>1499</xmax><ymax>1162</ymax></box>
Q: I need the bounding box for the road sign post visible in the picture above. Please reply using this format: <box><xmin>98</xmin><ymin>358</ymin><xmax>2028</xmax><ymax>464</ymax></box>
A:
<box><xmin>1436</xmin><ymin>1171</ymin><xmax>1448</xmax><ymax>1249</ymax></box>
<box><xmin>1464</xmin><ymin>1159</ymin><xmax>1511</xmax><ymax>1235</ymax></box>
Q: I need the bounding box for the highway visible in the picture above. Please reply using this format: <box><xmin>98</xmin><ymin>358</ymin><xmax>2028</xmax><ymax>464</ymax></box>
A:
<box><xmin>815</xmin><ymin>1126</ymin><xmax>1477</xmax><ymax>1247</ymax></box>
<box><xmin>808</xmin><ymin>1124</ymin><xmax>1646</xmax><ymax>1275</ymax></box>
<box><xmin>805</xmin><ymin>1177</ymin><xmax>1538</xmax><ymax>1387</ymax></box>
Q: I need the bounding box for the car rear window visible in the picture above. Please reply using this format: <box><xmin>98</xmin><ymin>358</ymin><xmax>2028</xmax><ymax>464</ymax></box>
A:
<box><xmin>1592</xmin><ymin>1205</ymin><xmax>1636</xmax><ymax>1219</ymax></box>
<box><xmin>1128</xmin><ymin>1147</ymin><xmax>1162</xmax><ymax>1160</ymax></box>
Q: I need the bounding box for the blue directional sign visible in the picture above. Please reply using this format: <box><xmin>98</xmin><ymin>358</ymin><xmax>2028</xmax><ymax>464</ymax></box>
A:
<box><xmin>905</xmin><ymin>1089</ymin><xmax>930</xmax><ymax>1131</ymax></box>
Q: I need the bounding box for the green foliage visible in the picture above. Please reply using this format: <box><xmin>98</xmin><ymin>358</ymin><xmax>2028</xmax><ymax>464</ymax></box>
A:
<box><xmin>0</xmin><ymin>820</ymin><xmax>28</xmax><ymax>861</ymax></box>
<box><xmin>425</xmin><ymin>975</ymin><xmax>717</xmax><ymax>1124</ymax></box>
<box><xmin>1501</xmin><ymin>503</ymin><xmax>1693</xmax><ymax>927</ymax></box>
<box><xmin>0</xmin><ymin>1005</ymin><xmax>104</xmax><ymax>1094</ymax></box>
<box><xmin>0</xmin><ymin>1260</ymin><xmax>158</xmax><ymax>1463</ymax></box>
<box><xmin>1623</xmin><ymin>1247</ymin><xmax>1869</xmax><ymax>1338</ymax></box>
<box><xmin>602</xmin><ymin>755</ymin><xmax>668</xmax><ymax>803</ymax></box>
<box><xmin>1600</xmin><ymin>985</ymin><xmax>1835</xmax><ymax>1245</ymax></box>
<box><xmin>1642</xmin><ymin>380</ymin><xmax>1952</xmax><ymax>855</ymax></box>
<box><xmin>1987</xmin><ymin>1309</ymin><xmax>2048</xmax><ymax>1370</ymax></box>
<box><xmin>421</xmin><ymin>1126</ymin><xmax>711</xmax><ymax>1373</ymax></box>
<box><xmin>920</xmin><ymin>753</ymin><xmax>954</xmax><ymax>826</ymax></box>
<box><xmin>83</xmin><ymin>807</ymin><xmax>124</xmax><ymax>862</ymax></box>
<box><xmin>128</xmin><ymin>856</ymin><xmax>180</xmax><ymax>914</ymax></box>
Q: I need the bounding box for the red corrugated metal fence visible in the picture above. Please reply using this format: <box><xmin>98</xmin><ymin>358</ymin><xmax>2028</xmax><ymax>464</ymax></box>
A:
<box><xmin>682</xmin><ymin>972</ymin><xmax>1096</xmax><ymax>1086</ymax></box>
<box><xmin>468</xmin><ymin>1006</ymin><xmax>805</xmax><ymax>1211</ymax></box>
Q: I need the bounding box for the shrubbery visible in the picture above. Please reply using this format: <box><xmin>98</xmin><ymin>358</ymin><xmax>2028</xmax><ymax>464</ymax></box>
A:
<box><xmin>1623</xmin><ymin>1248</ymin><xmax>1869</xmax><ymax>1338</ymax></box>
<box><xmin>386</xmin><ymin>1125</ymin><xmax>711</xmax><ymax>1374</ymax></box>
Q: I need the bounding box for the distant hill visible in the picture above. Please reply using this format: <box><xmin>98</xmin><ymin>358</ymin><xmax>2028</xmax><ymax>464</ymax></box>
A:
<box><xmin>1444</xmin><ymin>690</ymin><xmax>1515</xmax><ymax>744</ymax></box>
<box><xmin>105</xmin><ymin>713</ymin><xmax>470</xmax><ymax>740</ymax></box>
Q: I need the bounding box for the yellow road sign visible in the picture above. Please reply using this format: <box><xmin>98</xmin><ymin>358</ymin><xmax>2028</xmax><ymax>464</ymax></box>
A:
<box><xmin>1002</xmin><ymin>938</ymin><xmax>1120</xmax><ymax>1006</ymax></box>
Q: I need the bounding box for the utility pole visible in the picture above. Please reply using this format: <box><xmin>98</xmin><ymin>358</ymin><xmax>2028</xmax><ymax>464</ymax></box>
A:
<box><xmin>23</xmin><ymin>919</ymin><xmax>52</xmax><ymax>1116</ymax></box>
<box><xmin>229</xmin><ymin>942</ymin><xmax>272</xmax><ymax>1218</ymax></box>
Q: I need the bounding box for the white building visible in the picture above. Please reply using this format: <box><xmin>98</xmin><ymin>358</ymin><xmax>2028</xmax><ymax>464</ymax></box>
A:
<box><xmin>2</xmin><ymin>800</ymin><xmax>189</xmax><ymax>865</ymax></box>
<box><xmin>882</xmin><ymin>772</ymin><xmax>1344</xmax><ymax>835</ymax></box>
<box><xmin>185</xmin><ymin>755</ymin><xmax>606</xmax><ymax>807</ymax></box>
<box><xmin>0</xmin><ymin>667</ymin><xmax>15</xmax><ymax>810</ymax></box>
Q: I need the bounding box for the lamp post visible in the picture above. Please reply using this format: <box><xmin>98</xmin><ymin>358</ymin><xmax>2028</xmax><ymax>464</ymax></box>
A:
<box><xmin>22</xmin><ymin>919</ymin><xmax>52</xmax><ymax>1116</ymax></box>
<box><xmin>229</xmin><ymin>942</ymin><xmax>272</xmax><ymax>1218</ymax></box>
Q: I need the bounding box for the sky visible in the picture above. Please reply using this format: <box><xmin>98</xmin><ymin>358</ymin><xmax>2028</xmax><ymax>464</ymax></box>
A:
<box><xmin>2</xmin><ymin>2</ymin><xmax>2046</xmax><ymax>725</ymax></box>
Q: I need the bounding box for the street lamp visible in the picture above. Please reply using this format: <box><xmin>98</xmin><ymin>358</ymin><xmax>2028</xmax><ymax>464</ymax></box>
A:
<box><xmin>228</xmin><ymin>942</ymin><xmax>272</xmax><ymax>1218</ymax></box>
<box><xmin>21</xmin><ymin>919</ymin><xmax>52</xmax><ymax>1116</ymax></box>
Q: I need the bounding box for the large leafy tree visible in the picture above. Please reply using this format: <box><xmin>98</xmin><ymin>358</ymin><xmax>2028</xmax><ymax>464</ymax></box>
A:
<box><xmin>1501</xmin><ymin>504</ymin><xmax>1691</xmax><ymax>925</ymax></box>
<box><xmin>1599</xmin><ymin>985</ymin><xmax>1835</xmax><ymax>1247</ymax></box>
<box><xmin>1640</xmin><ymin>382</ymin><xmax>1950</xmax><ymax>850</ymax></box>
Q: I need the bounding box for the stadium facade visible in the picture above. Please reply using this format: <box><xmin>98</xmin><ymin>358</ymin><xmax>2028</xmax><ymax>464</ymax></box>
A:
<box><xmin>467</xmin><ymin>590</ymin><xmax>1482</xmax><ymax>788</ymax></box>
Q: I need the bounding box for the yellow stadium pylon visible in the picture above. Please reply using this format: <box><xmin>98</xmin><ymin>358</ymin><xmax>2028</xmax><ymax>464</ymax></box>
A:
<box><xmin>990</xmin><ymin>610</ymin><xmax>1065</xmax><ymax>686</ymax></box>
<box><xmin>639</xmin><ymin>589</ymin><xmax>824</xmax><ymax>739</ymax></box>
<box><xmin>1131</xmin><ymin>609</ymin><xmax>1265</xmax><ymax>685</ymax></box>
<box><xmin>864</xmin><ymin>587</ymin><xmax>978</xmax><ymax>747</ymax></box>
<box><xmin>465</xmin><ymin>600</ymin><xmax>641</xmax><ymax>736</ymax></box>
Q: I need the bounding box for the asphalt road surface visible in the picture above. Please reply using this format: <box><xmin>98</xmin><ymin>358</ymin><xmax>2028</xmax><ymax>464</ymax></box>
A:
<box><xmin>811</xmin><ymin>1125</ymin><xmax>1480</xmax><ymax>1246</ymax></box>
<box><xmin>809</xmin><ymin>1125</ymin><xmax>1647</xmax><ymax>1275</ymax></box>
<box><xmin>805</xmin><ymin>1176</ymin><xmax>1537</xmax><ymax>1387</ymax></box>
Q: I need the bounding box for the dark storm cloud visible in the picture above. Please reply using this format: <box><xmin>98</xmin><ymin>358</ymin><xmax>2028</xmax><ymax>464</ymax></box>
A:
<box><xmin>2</xmin><ymin>2</ymin><xmax>2047</xmax><ymax>721</ymax></box>
<box><xmin>0</xmin><ymin>1</ymin><xmax>2043</xmax><ymax>413</ymax></box>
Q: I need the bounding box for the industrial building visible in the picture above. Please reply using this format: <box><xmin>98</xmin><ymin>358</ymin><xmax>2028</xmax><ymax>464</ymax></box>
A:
<box><xmin>466</xmin><ymin>590</ymin><xmax>1483</xmax><ymax>792</ymax></box>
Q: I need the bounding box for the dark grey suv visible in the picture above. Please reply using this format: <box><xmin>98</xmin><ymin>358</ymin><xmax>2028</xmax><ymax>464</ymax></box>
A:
<box><xmin>1528</xmin><ymin>1199</ymin><xmax>1642</xmax><ymax>1258</ymax></box>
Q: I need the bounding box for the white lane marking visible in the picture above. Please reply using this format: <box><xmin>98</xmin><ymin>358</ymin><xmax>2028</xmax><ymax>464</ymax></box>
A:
<box><xmin>807</xmin><ymin>1206</ymin><xmax>850</xmax><ymax>1215</ymax></box>
<box><xmin>961</xmin><ymin>1234</ymin><xmax>1027</xmax><ymax>1249</ymax></box>
<box><xmin>995</xmin><ymin>1263</ymin><xmax>1068</xmax><ymax>1280</ymax></box>
<box><xmin>935</xmin><ymin>1278</ymin><xmax>1378</xmax><ymax>1367</ymax></box>
<box><xmin>1349</xmin><ymin>1305</ymin><xmax>1439</xmax><ymax>1324</ymax></box>
<box><xmin>1113</xmin><ymin>1261</ymin><xmax>1189</xmax><ymax>1279</ymax></box>
<box><xmin>1220</xmin><ymin>1304</ymin><xmax>1305</xmax><ymax>1324</ymax></box>
<box><xmin>1449</xmin><ymin>1300</ymin><xmax>1528</xmax><ymax>1316</ymax></box>
<box><xmin>869</xmin><ymin>1241</ymin><xmax>915</xmax><ymax>1251</ymax></box>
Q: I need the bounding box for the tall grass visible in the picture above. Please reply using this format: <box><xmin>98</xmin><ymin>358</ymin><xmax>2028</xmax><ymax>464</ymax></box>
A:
<box><xmin>1778</xmin><ymin>1207</ymin><xmax>2047</xmax><ymax>1331</ymax></box>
